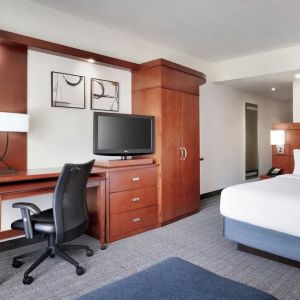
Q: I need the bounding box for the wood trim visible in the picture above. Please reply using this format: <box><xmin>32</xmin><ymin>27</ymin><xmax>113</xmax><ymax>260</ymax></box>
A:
<box><xmin>135</xmin><ymin>58</ymin><xmax>206</xmax><ymax>84</ymax></box>
<box><xmin>0</xmin><ymin>29</ymin><xmax>139</xmax><ymax>70</ymax></box>
<box><xmin>0</xmin><ymin>229</ymin><xmax>24</xmax><ymax>240</ymax></box>
<box><xmin>272</xmin><ymin>123</ymin><xmax>300</xmax><ymax>130</ymax></box>
<box><xmin>0</xmin><ymin>44</ymin><xmax>27</xmax><ymax>170</ymax></box>
<box><xmin>0</xmin><ymin>167</ymin><xmax>105</xmax><ymax>184</ymax></box>
<box><xmin>95</xmin><ymin>158</ymin><xmax>153</xmax><ymax>168</ymax></box>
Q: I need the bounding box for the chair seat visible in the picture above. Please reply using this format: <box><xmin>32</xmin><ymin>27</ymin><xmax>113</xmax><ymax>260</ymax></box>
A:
<box><xmin>11</xmin><ymin>208</ymin><xmax>55</xmax><ymax>234</ymax></box>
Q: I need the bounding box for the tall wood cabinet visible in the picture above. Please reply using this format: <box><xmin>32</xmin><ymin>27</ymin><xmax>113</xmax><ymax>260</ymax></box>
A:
<box><xmin>132</xmin><ymin>59</ymin><xmax>206</xmax><ymax>224</ymax></box>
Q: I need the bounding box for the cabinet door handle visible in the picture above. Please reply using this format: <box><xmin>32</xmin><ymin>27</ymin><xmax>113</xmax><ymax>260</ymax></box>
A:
<box><xmin>132</xmin><ymin>177</ymin><xmax>140</xmax><ymax>182</ymax></box>
<box><xmin>132</xmin><ymin>217</ymin><xmax>141</xmax><ymax>223</ymax></box>
<box><xmin>183</xmin><ymin>147</ymin><xmax>188</xmax><ymax>160</ymax></box>
<box><xmin>132</xmin><ymin>197</ymin><xmax>141</xmax><ymax>202</ymax></box>
<box><xmin>179</xmin><ymin>147</ymin><xmax>184</xmax><ymax>160</ymax></box>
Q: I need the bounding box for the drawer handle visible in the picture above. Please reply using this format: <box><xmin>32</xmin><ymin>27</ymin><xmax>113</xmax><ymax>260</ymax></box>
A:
<box><xmin>132</xmin><ymin>197</ymin><xmax>141</xmax><ymax>202</ymax></box>
<box><xmin>132</xmin><ymin>177</ymin><xmax>140</xmax><ymax>182</ymax></box>
<box><xmin>132</xmin><ymin>217</ymin><xmax>141</xmax><ymax>223</ymax></box>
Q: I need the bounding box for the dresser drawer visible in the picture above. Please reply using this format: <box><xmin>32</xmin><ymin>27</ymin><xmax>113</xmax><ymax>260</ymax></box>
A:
<box><xmin>110</xmin><ymin>186</ymin><xmax>157</xmax><ymax>214</ymax></box>
<box><xmin>110</xmin><ymin>206</ymin><xmax>158</xmax><ymax>237</ymax></box>
<box><xmin>110</xmin><ymin>167</ymin><xmax>157</xmax><ymax>192</ymax></box>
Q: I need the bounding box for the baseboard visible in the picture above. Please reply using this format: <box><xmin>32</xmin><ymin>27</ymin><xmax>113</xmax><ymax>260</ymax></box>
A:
<box><xmin>0</xmin><ymin>235</ymin><xmax>46</xmax><ymax>253</ymax></box>
<box><xmin>237</xmin><ymin>243</ymin><xmax>300</xmax><ymax>268</ymax></box>
<box><xmin>160</xmin><ymin>209</ymin><xmax>200</xmax><ymax>227</ymax></box>
<box><xmin>200</xmin><ymin>189</ymin><xmax>223</xmax><ymax>199</ymax></box>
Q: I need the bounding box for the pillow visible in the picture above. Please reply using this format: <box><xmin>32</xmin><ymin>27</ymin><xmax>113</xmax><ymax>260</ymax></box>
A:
<box><xmin>293</xmin><ymin>149</ymin><xmax>300</xmax><ymax>175</ymax></box>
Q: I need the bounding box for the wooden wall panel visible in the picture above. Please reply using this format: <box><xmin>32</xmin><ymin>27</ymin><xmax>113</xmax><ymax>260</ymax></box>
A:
<box><xmin>132</xmin><ymin>59</ymin><xmax>206</xmax><ymax>95</ymax></box>
<box><xmin>272</xmin><ymin>156</ymin><xmax>290</xmax><ymax>174</ymax></box>
<box><xmin>272</xmin><ymin>123</ymin><xmax>300</xmax><ymax>173</ymax></box>
<box><xmin>0</xmin><ymin>43</ymin><xmax>27</xmax><ymax>169</ymax></box>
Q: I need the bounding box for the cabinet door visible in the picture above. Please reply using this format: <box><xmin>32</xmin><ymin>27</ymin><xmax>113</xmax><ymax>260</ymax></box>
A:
<box><xmin>181</xmin><ymin>93</ymin><xmax>200</xmax><ymax>215</ymax></box>
<box><xmin>161</xmin><ymin>89</ymin><xmax>183</xmax><ymax>222</ymax></box>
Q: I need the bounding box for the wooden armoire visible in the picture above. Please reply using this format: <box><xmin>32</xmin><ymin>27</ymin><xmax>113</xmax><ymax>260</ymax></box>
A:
<box><xmin>132</xmin><ymin>59</ymin><xmax>206</xmax><ymax>225</ymax></box>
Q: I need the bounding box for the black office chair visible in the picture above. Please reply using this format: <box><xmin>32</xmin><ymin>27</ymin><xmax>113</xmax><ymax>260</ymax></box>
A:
<box><xmin>11</xmin><ymin>160</ymin><xmax>95</xmax><ymax>285</ymax></box>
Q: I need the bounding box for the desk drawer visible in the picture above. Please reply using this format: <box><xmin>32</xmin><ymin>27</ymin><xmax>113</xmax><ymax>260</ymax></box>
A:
<box><xmin>110</xmin><ymin>186</ymin><xmax>157</xmax><ymax>214</ymax></box>
<box><xmin>110</xmin><ymin>167</ymin><xmax>157</xmax><ymax>192</ymax></box>
<box><xmin>110</xmin><ymin>206</ymin><xmax>158</xmax><ymax>237</ymax></box>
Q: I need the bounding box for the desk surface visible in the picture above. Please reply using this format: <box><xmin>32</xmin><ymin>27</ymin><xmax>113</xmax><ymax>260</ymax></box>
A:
<box><xmin>0</xmin><ymin>167</ymin><xmax>106</xmax><ymax>184</ymax></box>
<box><xmin>0</xmin><ymin>167</ymin><xmax>106</xmax><ymax>243</ymax></box>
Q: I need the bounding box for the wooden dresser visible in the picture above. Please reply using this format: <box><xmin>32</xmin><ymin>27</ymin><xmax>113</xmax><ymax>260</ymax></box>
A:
<box><xmin>95</xmin><ymin>163</ymin><xmax>158</xmax><ymax>243</ymax></box>
<box><xmin>132</xmin><ymin>59</ymin><xmax>206</xmax><ymax>225</ymax></box>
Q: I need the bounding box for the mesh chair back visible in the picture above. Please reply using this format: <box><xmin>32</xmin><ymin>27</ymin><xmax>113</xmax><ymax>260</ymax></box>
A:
<box><xmin>53</xmin><ymin>160</ymin><xmax>95</xmax><ymax>244</ymax></box>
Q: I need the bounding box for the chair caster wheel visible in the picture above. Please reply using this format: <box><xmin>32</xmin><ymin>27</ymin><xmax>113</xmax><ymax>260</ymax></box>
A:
<box><xmin>76</xmin><ymin>266</ymin><xmax>84</xmax><ymax>276</ymax></box>
<box><xmin>86</xmin><ymin>249</ymin><xmax>94</xmax><ymax>257</ymax></box>
<box><xmin>50</xmin><ymin>254</ymin><xmax>55</xmax><ymax>258</ymax></box>
<box><xmin>101</xmin><ymin>245</ymin><xmax>107</xmax><ymax>250</ymax></box>
<box><xmin>12</xmin><ymin>260</ymin><xmax>23</xmax><ymax>268</ymax></box>
<box><xmin>23</xmin><ymin>276</ymin><xmax>33</xmax><ymax>285</ymax></box>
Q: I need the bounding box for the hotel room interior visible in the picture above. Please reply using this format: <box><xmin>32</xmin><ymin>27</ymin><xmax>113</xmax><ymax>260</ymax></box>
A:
<box><xmin>0</xmin><ymin>0</ymin><xmax>300</xmax><ymax>299</ymax></box>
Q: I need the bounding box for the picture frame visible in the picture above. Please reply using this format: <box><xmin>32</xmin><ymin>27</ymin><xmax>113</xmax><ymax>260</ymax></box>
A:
<box><xmin>51</xmin><ymin>71</ymin><xmax>85</xmax><ymax>109</ymax></box>
<box><xmin>90</xmin><ymin>78</ymin><xmax>119</xmax><ymax>111</ymax></box>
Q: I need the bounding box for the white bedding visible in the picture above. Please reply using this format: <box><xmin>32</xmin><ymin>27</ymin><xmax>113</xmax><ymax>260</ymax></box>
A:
<box><xmin>220</xmin><ymin>175</ymin><xmax>300</xmax><ymax>237</ymax></box>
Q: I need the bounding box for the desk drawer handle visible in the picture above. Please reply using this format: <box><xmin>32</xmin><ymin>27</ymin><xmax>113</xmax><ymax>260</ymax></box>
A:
<box><xmin>132</xmin><ymin>217</ymin><xmax>141</xmax><ymax>223</ymax></box>
<box><xmin>132</xmin><ymin>197</ymin><xmax>141</xmax><ymax>202</ymax></box>
<box><xmin>132</xmin><ymin>177</ymin><xmax>140</xmax><ymax>182</ymax></box>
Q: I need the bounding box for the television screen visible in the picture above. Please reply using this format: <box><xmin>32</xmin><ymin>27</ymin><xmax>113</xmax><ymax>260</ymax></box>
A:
<box><xmin>93</xmin><ymin>112</ymin><xmax>154</xmax><ymax>157</ymax></box>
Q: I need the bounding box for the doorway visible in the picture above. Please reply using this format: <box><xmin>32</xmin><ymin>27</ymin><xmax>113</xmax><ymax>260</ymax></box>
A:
<box><xmin>245</xmin><ymin>103</ymin><xmax>258</xmax><ymax>179</ymax></box>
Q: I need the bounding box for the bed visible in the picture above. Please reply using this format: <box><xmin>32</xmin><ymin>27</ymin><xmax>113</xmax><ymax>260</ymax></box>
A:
<box><xmin>220</xmin><ymin>174</ymin><xmax>300</xmax><ymax>262</ymax></box>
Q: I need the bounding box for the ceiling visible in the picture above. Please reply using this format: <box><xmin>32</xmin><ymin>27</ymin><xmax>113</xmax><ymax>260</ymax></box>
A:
<box><xmin>221</xmin><ymin>71</ymin><xmax>300</xmax><ymax>101</ymax></box>
<box><xmin>29</xmin><ymin>0</ymin><xmax>300</xmax><ymax>62</ymax></box>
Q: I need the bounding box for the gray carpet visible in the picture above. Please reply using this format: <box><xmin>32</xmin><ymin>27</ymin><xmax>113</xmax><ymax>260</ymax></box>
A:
<box><xmin>1</xmin><ymin>197</ymin><xmax>300</xmax><ymax>300</ymax></box>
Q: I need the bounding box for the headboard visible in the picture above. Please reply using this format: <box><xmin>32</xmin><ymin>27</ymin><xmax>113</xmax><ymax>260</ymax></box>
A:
<box><xmin>272</xmin><ymin>123</ymin><xmax>300</xmax><ymax>174</ymax></box>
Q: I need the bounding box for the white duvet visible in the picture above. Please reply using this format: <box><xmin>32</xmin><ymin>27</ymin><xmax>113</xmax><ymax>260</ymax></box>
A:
<box><xmin>220</xmin><ymin>175</ymin><xmax>300</xmax><ymax>237</ymax></box>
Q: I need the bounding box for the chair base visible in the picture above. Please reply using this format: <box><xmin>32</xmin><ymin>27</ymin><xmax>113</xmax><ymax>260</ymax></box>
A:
<box><xmin>12</xmin><ymin>233</ymin><xmax>93</xmax><ymax>285</ymax></box>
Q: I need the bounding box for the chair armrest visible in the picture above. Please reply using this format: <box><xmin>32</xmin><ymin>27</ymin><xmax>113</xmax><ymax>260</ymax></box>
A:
<box><xmin>12</xmin><ymin>202</ymin><xmax>42</xmax><ymax>239</ymax></box>
<box><xmin>12</xmin><ymin>202</ymin><xmax>41</xmax><ymax>215</ymax></box>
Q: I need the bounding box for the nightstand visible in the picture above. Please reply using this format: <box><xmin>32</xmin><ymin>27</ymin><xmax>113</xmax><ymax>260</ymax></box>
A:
<box><xmin>260</xmin><ymin>175</ymin><xmax>273</xmax><ymax>180</ymax></box>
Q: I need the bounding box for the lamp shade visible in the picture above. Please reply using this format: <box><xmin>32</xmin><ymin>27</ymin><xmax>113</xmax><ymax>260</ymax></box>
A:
<box><xmin>270</xmin><ymin>130</ymin><xmax>285</xmax><ymax>145</ymax></box>
<box><xmin>0</xmin><ymin>112</ymin><xmax>29</xmax><ymax>132</ymax></box>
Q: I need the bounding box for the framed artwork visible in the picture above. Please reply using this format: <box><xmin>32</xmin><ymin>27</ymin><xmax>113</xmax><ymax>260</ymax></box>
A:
<box><xmin>90</xmin><ymin>78</ymin><xmax>119</xmax><ymax>111</ymax></box>
<box><xmin>51</xmin><ymin>72</ymin><xmax>85</xmax><ymax>109</ymax></box>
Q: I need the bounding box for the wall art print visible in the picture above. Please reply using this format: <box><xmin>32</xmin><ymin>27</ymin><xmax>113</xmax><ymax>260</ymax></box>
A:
<box><xmin>51</xmin><ymin>71</ymin><xmax>85</xmax><ymax>109</ymax></box>
<box><xmin>91</xmin><ymin>78</ymin><xmax>119</xmax><ymax>111</ymax></box>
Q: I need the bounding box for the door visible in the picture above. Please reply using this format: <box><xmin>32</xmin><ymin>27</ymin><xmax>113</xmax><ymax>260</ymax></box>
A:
<box><xmin>245</xmin><ymin>103</ymin><xmax>258</xmax><ymax>179</ymax></box>
<box><xmin>161</xmin><ymin>89</ymin><xmax>183</xmax><ymax>222</ymax></box>
<box><xmin>181</xmin><ymin>93</ymin><xmax>200</xmax><ymax>215</ymax></box>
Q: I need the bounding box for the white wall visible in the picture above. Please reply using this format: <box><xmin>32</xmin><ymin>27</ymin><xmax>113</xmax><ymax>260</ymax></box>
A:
<box><xmin>0</xmin><ymin>50</ymin><xmax>131</xmax><ymax>234</ymax></box>
<box><xmin>28</xmin><ymin>50</ymin><xmax>131</xmax><ymax>168</ymax></box>
<box><xmin>0</xmin><ymin>0</ymin><xmax>296</xmax><ymax>232</ymax></box>
<box><xmin>0</xmin><ymin>0</ymin><xmax>212</xmax><ymax>78</ymax></box>
<box><xmin>293</xmin><ymin>80</ymin><xmax>300</xmax><ymax>122</ymax></box>
<box><xmin>200</xmin><ymin>83</ymin><xmax>292</xmax><ymax>194</ymax></box>
<box><xmin>212</xmin><ymin>44</ymin><xmax>300</xmax><ymax>82</ymax></box>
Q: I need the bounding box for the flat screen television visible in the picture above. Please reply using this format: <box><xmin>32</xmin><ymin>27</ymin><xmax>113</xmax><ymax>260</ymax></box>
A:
<box><xmin>93</xmin><ymin>112</ymin><xmax>154</xmax><ymax>159</ymax></box>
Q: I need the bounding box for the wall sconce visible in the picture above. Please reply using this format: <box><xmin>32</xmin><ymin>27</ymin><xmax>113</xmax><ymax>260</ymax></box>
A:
<box><xmin>270</xmin><ymin>130</ymin><xmax>285</xmax><ymax>154</ymax></box>
<box><xmin>0</xmin><ymin>112</ymin><xmax>29</xmax><ymax>173</ymax></box>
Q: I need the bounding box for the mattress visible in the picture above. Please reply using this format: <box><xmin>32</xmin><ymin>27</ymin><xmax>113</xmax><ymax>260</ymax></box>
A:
<box><xmin>220</xmin><ymin>175</ymin><xmax>300</xmax><ymax>237</ymax></box>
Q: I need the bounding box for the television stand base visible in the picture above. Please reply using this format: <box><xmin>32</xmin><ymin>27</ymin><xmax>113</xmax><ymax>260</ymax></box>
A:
<box><xmin>95</xmin><ymin>158</ymin><xmax>153</xmax><ymax>168</ymax></box>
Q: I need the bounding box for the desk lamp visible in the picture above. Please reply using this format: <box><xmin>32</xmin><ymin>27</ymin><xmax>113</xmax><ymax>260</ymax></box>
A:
<box><xmin>270</xmin><ymin>130</ymin><xmax>285</xmax><ymax>154</ymax></box>
<box><xmin>0</xmin><ymin>112</ymin><xmax>29</xmax><ymax>173</ymax></box>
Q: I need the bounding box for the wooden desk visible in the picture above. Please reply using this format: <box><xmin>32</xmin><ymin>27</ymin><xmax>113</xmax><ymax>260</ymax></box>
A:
<box><xmin>0</xmin><ymin>168</ymin><xmax>106</xmax><ymax>245</ymax></box>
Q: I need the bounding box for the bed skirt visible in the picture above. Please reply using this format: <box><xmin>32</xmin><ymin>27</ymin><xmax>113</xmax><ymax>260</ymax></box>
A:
<box><xmin>223</xmin><ymin>217</ymin><xmax>300</xmax><ymax>262</ymax></box>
